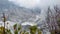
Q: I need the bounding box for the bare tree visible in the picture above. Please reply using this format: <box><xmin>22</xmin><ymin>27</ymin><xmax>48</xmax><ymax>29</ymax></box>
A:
<box><xmin>46</xmin><ymin>6</ymin><xmax>60</xmax><ymax>34</ymax></box>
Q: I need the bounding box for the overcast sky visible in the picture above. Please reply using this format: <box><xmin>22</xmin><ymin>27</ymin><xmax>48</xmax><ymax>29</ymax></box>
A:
<box><xmin>8</xmin><ymin>0</ymin><xmax>60</xmax><ymax>8</ymax></box>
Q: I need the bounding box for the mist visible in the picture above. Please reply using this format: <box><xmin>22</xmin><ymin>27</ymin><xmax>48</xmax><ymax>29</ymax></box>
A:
<box><xmin>8</xmin><ymin>0</ymin><xmax>60</xmax><ymax>22</ymax></box>
<box><xmin>8</xmin><ymin>0</ymin><xmax>60</xmax><ymax>9</ymax></box>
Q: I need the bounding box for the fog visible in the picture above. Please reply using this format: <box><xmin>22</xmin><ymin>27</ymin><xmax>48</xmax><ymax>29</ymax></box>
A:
<box><xmin>8</xmin><ymin>0</ymin><xmax>60</xmax><ymax>9</ymax></box>
<box><xmin>8</xmin><ymin>0</ymin><xmax>60</xmax><ymax>22</ymax></box>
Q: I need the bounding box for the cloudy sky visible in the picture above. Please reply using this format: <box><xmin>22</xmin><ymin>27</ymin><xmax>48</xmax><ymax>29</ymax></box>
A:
<box><xmin>8</xmin><ymin>0</ymin><xmax>60</xmax><ymax>8</ymax></box>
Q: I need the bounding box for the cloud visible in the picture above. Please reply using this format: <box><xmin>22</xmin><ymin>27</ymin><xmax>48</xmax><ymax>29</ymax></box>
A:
<box><xmin>8</xmin><ymin>0</ymin><xmax>60</xmax><ymax>8</ymax></box>
<box><xmin>8</xmin><ymin>0</ymin><xmax>40</xmax><ymax>8</ymax></box>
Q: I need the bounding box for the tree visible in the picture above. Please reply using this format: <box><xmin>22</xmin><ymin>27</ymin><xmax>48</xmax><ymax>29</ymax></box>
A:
<box><xmin>37</xmin><ymin>29</ymin><xmax>42</xmax><ymax>34</ymax></box>
<box><xmin>29</xmin><ymin>26</ymin><xmax>37</xmax><ymax>34</ymax></box>
<box><xmin>13</xmin><ymin>24</ymin><xmax>21</xmax><ymax>34</ymax></box>
<box><xmin>6</xmin><ymin>29</ymin><xmax>12</xmax><ymax>34</ymax></box>
<box><xmin>0</xmin><ymin>26</ymin><xmax>11</xmax><ymax>34</ymax></box>
<box><xmin>25</xmin><ymin>32</ymin><xmax>29</xmax><ymax>34</ymax></box>
<box><xmin>0</xmin><ymin>27</ymin><xmax>5</xmax><ymax>34</ymax></box>
<box><xmin>46</xmin><ymin>6</ymin><xmax>60</xmax><ymax>34</ymax></box>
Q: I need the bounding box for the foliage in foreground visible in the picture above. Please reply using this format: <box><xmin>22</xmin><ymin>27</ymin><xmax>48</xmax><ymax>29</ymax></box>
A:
<box><xmin>0</xmin><ymin>24</ymin><xmax>42</xmax><ymax>34</ymax></box>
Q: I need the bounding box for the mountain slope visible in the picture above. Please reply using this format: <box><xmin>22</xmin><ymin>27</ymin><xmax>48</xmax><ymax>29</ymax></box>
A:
<box><xmin>0</xmin><ymin>0</ymin><xmax>41</xmax><ymax>23</ymax></box>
